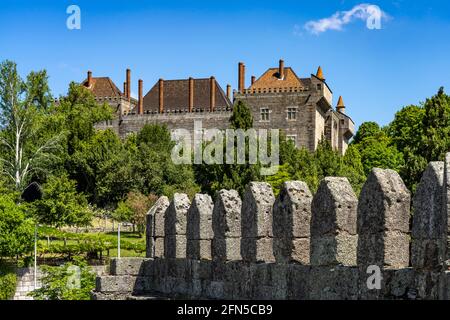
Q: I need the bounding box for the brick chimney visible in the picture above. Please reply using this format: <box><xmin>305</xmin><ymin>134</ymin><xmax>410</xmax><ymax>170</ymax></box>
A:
<box><xmin>159</xmin><ymin>79</ymin><xmax>164</xmax><ymax>113</ymax></box>
<box><xmin>238</xmin><ymin>62</ymin><xmax>245</xmax><ymax>93</ymax></box>
<box><xmin>138</xmin><ymin>79</ymin><xmax>143</xmax><ymax>115</ymax></box>
<box><xmin>87</xmin><ymin>71</ymin><xmax>92</xmax><ymax>87</ymax></box>
<box><xmin>226</xmin><ymin>84</ymin><xmax>231</xmax><ymax>100</ymax></box>
<box><xmin>189</xmin><ymin>77</ymin><xmax>194</xmax><ymax>112</ymax></box>
<box><xmin>210</xmin><ymin>76</ymin><xmax>216</xmax><ymax>112</ymax></box>
<box><xmin>126</xmin><ymin>69</ymin><xmax>131</xmax><ymax>100</ymax></box>
<box><xmin>123</xmin><ymin>82</ymin><xmax>127</xmax><ymax>97</ymax></box>
<box><xmin>279</xmin><ymin>59</ymin><xmax>285</xmax><ymax>79</ymax></box>
<box><xmin>251</xmin><ymin>75</ymin><xmax>256</xmax><ymax>85</ymax></box>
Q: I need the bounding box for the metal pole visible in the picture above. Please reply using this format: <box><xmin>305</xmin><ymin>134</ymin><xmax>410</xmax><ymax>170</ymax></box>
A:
<box><xmin>118</xmin><ymin>223</ymin><xmax>121</xmax><ymax>259</ymax></box>
<box><xmin>34</xmin><ymin>224</ymin><xmax>37</xmax><ymax>289</ymax></box>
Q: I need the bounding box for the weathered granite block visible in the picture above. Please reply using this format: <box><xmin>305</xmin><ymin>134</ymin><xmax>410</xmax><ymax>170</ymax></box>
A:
<box><xmin>96</xmin><ymin>275</ymin><xmax>139</xmax><ymax>293</ymax></box>
<box><xmin>311</xmin><ymin>177</ymin><xmax>358</xmax><ymax>266</ymax></box>
<box><xmin>414</xmin><ymin>270</ymin><xmax>443</xmax><ymax>300</ymax></box>
<box><xmin>148</xmin><ymin>196</ymin><xmax>169</xmax><ymax>238</ymax></box>
<box><xmin>154</xmin><ymin>237</ymin><xmax>164</xmax><ymax>258</ymax></box>
<box><xmin>191</xmin><ymin>260</ymin><xmax>212</xmax><ymax>280</ymax></box>
<box><xmin>241</xmin><ymin>182</ymin><xmax>275</xmax><ymax>238</ymax></box>
<box><xmin>274</xmin><ymin>237</ymin><xmax>310</xmax><ymax>264</ymax></box>
<box><xmin>286</xmin><ymin>264</ymin><xmax>310</xmax><ymax>299</ymax></box>
<box><xmin>412</xmin><ymin>162</ymin><xmax>445</xmax><ymax>239</ymax></box>
<box><xmin>110</xmin><ymin>258</ymin><xmax>147</xmax><ymax>276</ymax></box>
<box><xmin>358</xmin><ymin>232</ymin><xmax>410</xmax><ymax>269</ymax></box>
<box><xmin>310</xmin><ymin>233</ymin><xmax>358</xmax><ymax>266</ymax></box>
<box><xmin>187</xmin><ymin>239</ymin><xmax>212</xmax><ymax>260</ymax></box>
<box><xmin>359</xmin><ymin>268</ymin><xmax>414</xmax><ymax>300</ymax></box>
<box><xmin>241</xmin><ymin>237</ymin><xmax>275</xmax><ymax>263</ymax></box>
<box><xmin>164</xmin><ymin>235</ymin><xmax>187</xmax><ymax>259</ymax></box>
<box><xmin>309</xmin><ymin>266</ymin><xmax>359</xmax><ymax>300</ymax></box>
<box><xmin>273</xmin><ymin>181</ymin><xmax>312</xmax><ymax>263</ymax></box>
<box><xmin>269</xmin><ymin>263</ymin><xmax>288</xmax><ymax>299</ymax></box>
<box><xmin>357</xmin><ymin>169</ymin><xmax>411</xmax><ymax>269</ymax></box>
<box><xmin>212</xmin><ymin>237</ymin><xmax>241</xmax><ymax>261</ymax></box>
<box><xmin>357</xmin><ymin>168</ymin><xmax>411</xmax><ymax>234</ymax></box>
<box><xmin>165</xmin><ymin>193</ymin><xmax>190</xmax><ymax>236</ymax></box>
<box><xmin>411</xmin><ymin>238</ymin><xmax>447</xmax><ymax>270</ymax></box>
<box><xmin>212</xmin><ymin>189</ymin><xmax>242</xmax><ymax>239</ymax></box>
<box><xmin>411</xmin><ymin>162</ymin><xmax>447</xmax><ymax>271</ymax></box>
<box><xmin>311</xmin><ymin>177</ymin><xmax>358</xmax><ymax>235</ymax></box>
<box><xmin>204</xmin><ymin>281</ymin><xmax>225</xmax><ymax>299</ymax></box>
<box><xmin>146</xmin><ymin>196</ymin><xmax>169</xmax><ymax>258</ymax></box>
<box><xmin>186</xmin><ymin>194</ymin><xmax>214</xmax><ymax>240</ymax></box>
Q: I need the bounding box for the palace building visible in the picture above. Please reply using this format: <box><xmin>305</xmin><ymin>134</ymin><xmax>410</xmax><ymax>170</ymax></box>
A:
<box><xmin>85</xmin><ymin>59</ymin><xmax>354</xmax><ymax>155</ymax></box>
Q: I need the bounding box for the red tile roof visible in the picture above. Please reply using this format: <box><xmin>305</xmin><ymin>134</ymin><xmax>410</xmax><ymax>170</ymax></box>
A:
<box><xmin>81</xmin><ymin>77</ymin><xmax>123</xmax><ymax>97</ymax></box>
<box><xmin>143</xmin><ymin>78</ymin><xmax>231</xmax><ymax>112</ymax></box>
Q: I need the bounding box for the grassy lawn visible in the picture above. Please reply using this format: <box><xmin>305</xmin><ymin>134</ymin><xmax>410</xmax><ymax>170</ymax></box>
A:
<box><xmin>37</xmin><ymin>229</ymin><xmax>146</xmax><ymax>260</ymax></box>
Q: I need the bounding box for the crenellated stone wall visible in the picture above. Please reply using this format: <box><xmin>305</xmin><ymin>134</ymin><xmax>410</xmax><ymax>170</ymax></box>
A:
<box><xmin>93</xmin><ymin>156</ymin><xmax>450</xmax><ymax>300</ymax></box>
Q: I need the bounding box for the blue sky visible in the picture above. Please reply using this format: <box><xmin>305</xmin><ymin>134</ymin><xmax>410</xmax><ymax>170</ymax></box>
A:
<box><xmin>1</xmin><ymin>0</ymin><xmax>450</xmax><ymax>128</ymax></box>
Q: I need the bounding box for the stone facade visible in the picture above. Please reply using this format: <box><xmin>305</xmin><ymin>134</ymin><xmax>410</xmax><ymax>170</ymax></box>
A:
<box><xmin>90</xmin><ymin>60</ymin><xmax>354</xmax><ymax>155</ymax></box>
<box><xmin>92</xmin><ymin>154</ymin><xmax>450</xmax><ymax>300</ymax></box>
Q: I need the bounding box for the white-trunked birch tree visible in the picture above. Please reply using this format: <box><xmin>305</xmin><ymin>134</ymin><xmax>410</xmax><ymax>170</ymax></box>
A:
<box><xmin>0</xmin><ymin>60</ymin><xmax>61</xmax><ymax>191</ymax></box>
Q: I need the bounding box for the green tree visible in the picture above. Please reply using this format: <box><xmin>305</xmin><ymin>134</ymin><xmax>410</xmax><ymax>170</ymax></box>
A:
<box><xmin>134</xmin><ymin>124</ymin><xmax>199</xmax><ymax>198</ymax></box>
<box><xmin>387</xmin><ymin>105</ymin><xmax>427</xmax><ymax>191</ymax></box>
<box><xmin>194</xmin><ymin>101</ymin><xmax>262</xmax><ymax>196</ymax></box>
<box><xmin>352</xmin><ymin>121</ymin><xmax>381</xmax><ymax>145</ymax></box>
<box><xmin>31</xmin><ymin>174</ymin><xmax>92</xmax><ymax>227</ymax></box>
<box><xmin>357</xmin><ymin>133</ymin><xmax>404</xmax><ymax>175</ymax></box>
<box><xmin>0</xmin><ymin>60</ymin><xmax>61</xmax><ymax>190</ymax></box>
<box><xmin>341</xmin><ymin>145</ymin><xmax>366</xmax><ymax>194</ymax></box>
<box><xmin>230</xmin><ymin>100</ymin><xmax>254</xmax><ymax>130</ymax></box>
<box><xmin>72</xmin><ymin>129</ymin><xmax>135</xmax><ymax>208</ymax></box>
<box><xmin>0</xmin><ymin>195</ymin><xmax>34</xmax><ymax>258</ymax></box>
<box><xmin>113</xmin><ymin>192</ymin><xmax>157</xmax><ymax>234</ymax></box>
<box><xmin>265</xmin><ymin>164</ymin><xmax>292</xmax><ymax>196</ymax></box>
<box><xmin>420</xmin><ymin>87</ymin><xmax>450</xmax><ymax>161</ymax></box>
<box><xmin>29</xmin><ymin>258</ymin><xmax>95</xmax><ymax>300</ymax></box>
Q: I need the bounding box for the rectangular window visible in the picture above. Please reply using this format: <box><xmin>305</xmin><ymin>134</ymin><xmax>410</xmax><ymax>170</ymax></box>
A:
<box><xmin>287</xmin><ymin>107</ymin><xmax>297</xmax><ymax>120</ymax></box>
<box><xmin>260</xmin><ymin>108</ymin><xmax>270</xmax><ymax>121</ymax></box>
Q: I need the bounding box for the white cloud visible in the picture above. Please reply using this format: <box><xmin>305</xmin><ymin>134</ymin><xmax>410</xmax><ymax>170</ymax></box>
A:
<box><xmin>304</xmin><ymin>3</ymin><xmax>388</xmax><ymax>35</ymax></box>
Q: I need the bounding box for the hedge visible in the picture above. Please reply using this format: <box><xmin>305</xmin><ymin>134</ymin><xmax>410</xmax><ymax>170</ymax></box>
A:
<box><xmin>0</xmin><ymin>263</ymin><xmax>17</xmax><ymax>300</ymax></box>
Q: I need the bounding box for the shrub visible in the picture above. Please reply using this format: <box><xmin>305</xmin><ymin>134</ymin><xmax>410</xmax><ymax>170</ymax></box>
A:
<box><xmin>0</xmin><ymin>263</ymin><xmax>17</xmax><ymax>300</ymax></box>
<box><xmin>0</xmin><ymin>195</ymin><xmax>34</xmax><ymax>258</ymax></box>
<box><xmin>29</xmin><ymin>258</ymin><xmax>95</xmax><ymax>300</ymax></box>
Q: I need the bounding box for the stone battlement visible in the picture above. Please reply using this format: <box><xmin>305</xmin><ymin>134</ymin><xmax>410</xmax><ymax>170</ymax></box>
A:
<box><xmin>93</xmin><ymin>155</ymin><xmax>450</xmax><ymax>300</ymax></box>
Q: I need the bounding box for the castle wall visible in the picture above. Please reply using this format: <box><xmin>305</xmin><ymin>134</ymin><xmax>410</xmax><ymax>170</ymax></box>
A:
<box><xmin>234</xmin><ymin>92</ymin><xmax>318</xmax><ymax>151</ymax></box>
<box><xmin>93</xmin><ymin>155</ymin><xmax>450</xmax><ymax>300</ymax></box>
<box><xmin>96</xmin><ymin>110</ymin><xmax>233</xmax><ymax>138</ymax></box>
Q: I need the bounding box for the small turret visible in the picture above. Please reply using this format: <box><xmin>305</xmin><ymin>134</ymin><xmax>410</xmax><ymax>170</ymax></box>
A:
<box><xmin>316</xmin><ymin>66</ymin><xmax>325</xmax><ymax>81</ymax></box>
<box><xmin>337</xmin><ymin>96</ymin><xmax>345</xmax><ymax>114</ymax></box>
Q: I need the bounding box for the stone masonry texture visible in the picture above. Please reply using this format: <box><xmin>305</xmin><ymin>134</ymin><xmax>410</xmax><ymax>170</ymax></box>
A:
<box><xmin>92</xmin><ymin>155</ymin><xmax>450</xmax><ymax>300</ymax></box>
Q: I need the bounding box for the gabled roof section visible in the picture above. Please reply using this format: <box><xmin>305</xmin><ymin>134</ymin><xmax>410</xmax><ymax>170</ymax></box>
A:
<box><xmin>249</xmin><ymin>67</ymin><xmax>305</xmax><ymax>90</ymax></box>
<box><xmin>81</xmin><ymin>77</ymin><xmax>123</xmax><ymax>98</ymax></box>
<box><xmin>143</xmin><ymin>78</ymin><xmax>232</xmax><ymax>111</ymax></box>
